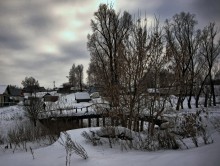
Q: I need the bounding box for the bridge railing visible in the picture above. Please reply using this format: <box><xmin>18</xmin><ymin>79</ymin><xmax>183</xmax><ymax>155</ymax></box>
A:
<box><xmin>38</xmin><ymin>103</ymin><xmax>110</xmax><ymax>119</ymax></box>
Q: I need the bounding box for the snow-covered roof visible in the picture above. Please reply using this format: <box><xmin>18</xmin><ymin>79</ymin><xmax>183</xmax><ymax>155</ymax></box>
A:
<box><xmin>0</xmin><ymin>85</ymin><xmax>8</xmax><ymax>94</ymax></box>
<box><xmin>75</xmin><ymin>92</ymin><xmax>91</xmax><ymax>100</ymax></box>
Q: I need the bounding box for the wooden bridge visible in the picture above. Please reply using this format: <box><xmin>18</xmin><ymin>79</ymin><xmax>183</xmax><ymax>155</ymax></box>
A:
<box><xmin>38</xmin><ymin>104</ymin><xmax>167</xmax><ymax>132</ymax></box>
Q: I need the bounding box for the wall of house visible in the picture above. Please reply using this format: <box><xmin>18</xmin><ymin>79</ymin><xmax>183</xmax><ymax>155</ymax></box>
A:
<box><xmin>0</xmin><ymin>95</ymin><xmax>10</xmax><ymax>107</ymax></box>
<box><xmin>0</xmin><ymin>95</ymin><xmax>3</xmax><ymax>107</ymax></box>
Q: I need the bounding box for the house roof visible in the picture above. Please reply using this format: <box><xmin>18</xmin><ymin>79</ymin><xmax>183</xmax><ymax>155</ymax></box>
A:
<box><xmin>0</xmin><ymin>85</ymin><xmax>8</xmax><ymax>95</ymax></box>
<box><xmin>8</xmin><ymin>87</ymin><xmax>22</xmax><ymax>96</ymax></box>
<box><xmin>75</xmin><ymin>92</ymin><xmax>91</xmax><ymax>100</ymax></box>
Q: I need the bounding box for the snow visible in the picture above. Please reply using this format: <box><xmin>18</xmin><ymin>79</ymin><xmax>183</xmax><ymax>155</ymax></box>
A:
<box><xmin>0</xmin><ymin>106</ymin><xmax>26</xmax><ymax>140</ymax></box>
<box><xmin>75</xmin><ymin>92</ymin><xmax>91</xmax><ymax>100</ymax></box>
<box><xmin>1</xmin><ymin>94</ymin><xmax>220</xmax><ymax>166</ymax></box>
<box><xmin>39</xmin><ymin>93</ymin><xmax>110</xmax><ymax>118</ymax></box>
<box><xmin>0</xmin><ymin>127</ymin><xmax>220</xmax><ymax>166</ymax></box>
<box><xmin>90</xmin><ymin>92</ymin><xmax>100</xmax><ymax>99</ymax></box>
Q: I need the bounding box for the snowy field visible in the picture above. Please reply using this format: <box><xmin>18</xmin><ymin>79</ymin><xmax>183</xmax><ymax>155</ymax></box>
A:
<box><xmin>0</xmin><ymin>93</ymin><xmax>220</xmax><ymax>166</ymax></box>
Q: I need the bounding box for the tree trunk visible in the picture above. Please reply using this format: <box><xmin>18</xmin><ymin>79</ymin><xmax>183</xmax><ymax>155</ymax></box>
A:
<box><xmin>195</xmin><ymin>95</ymin><xmax>200</xmax><ymax>108</ymax></box>
<box><xmin>187</xmin><ymin>82</ymin><xmax>194</xmax><ymax>109</ymax></box>
<box><xmin>33</xmin><ymin>119</ymin><xmax>37</xmax><ymax>127</ymax></box>
<box><xmin>181</xmin><ymin>99</ymin><xmax>184</xmax><ymax>109</ymax></box>
<box><xmin>204</xmin><ymin>92</ymin><xmax>208</xmax><ymax>107</ymax></box>
<box><xmin>148</xmin><ymin>122</ymin><xmax>155</xmax><ymax>136</ymax></box>
<box><xmin>187</xmin><ymin>95</ymin><xmax>192</xmax><ymax>109</ymax></box>
<box><xmin>176</xmin><ymin>96</ymin><xmax>181</xmax><ymax>110</ymax></box>
<box><xmin>195</xmin><ymin>73</ymin><xmax>209</xmax><ymax>108</ymax></box>
<box><xmin>209</xmin><ymin>75</ymin><xmax>216</xmax><ymax>106</ymax></box>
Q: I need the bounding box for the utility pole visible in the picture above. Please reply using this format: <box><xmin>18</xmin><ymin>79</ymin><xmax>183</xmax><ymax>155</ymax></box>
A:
<box><xmin>53</xmin><ymin>81</ymin><xmax>56</xmax><ymax>90</ymax></box>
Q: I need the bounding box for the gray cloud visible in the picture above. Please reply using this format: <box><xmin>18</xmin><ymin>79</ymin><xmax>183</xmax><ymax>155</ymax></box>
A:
<box><xmin>23</xmin><ymin>13</ymin><xmax>57</xmax><ymax>35</ymax></box>
<box><xmin>59</xmin><ymin>42</ymin><xmax>89</xmax><ymax>60</ymax></box>
<box><xmin>0</xmin><ymin>0</ymin><xmax>220</xmax><ymax>88</ymax></box>
<box><xmin>193</xmin><ymin>0</ymin><xmax>220</xmax><ymax>19</ymax></box>
<box><xmin>0</xmin><ymin>33</ymin><xmax>28</xmax><ymax>50</ymax></box>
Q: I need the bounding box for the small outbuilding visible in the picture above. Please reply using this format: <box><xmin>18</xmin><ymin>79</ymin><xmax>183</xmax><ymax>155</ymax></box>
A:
<box><xmin>75</xmin><ymin>92</ymin><xmax>91</xmax><ymax>103</ymax></box>
<box><xmin>43</xmin><ymin>93</ymin><xmax>59</xmax><ymax>102</ymax></box>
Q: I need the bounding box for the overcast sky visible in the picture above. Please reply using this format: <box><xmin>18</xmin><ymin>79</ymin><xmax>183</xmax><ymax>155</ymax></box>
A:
<box><xmin>0</xmin><ymin>0</ymin><xmax>220</xmax><ymax>88</ymax></box>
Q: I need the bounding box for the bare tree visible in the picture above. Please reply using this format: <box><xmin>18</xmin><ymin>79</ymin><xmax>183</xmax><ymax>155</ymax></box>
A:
<box><xmin>144</xmin><ymin>18</ymin><xmax>173</xmax><ymax>135</ymax></box>
<box><xmin>87</xmin><ymin>3</ymin><xmax>132</xmax><ymax>106</ymax></box>
<box><xmin>165</xmin><ymin>12</ymin><xmax>201</xmax><ymax>110</ymax></box>
<box><xmin>200</xmin><ymin>22</ymin><xmax>220</xmax><ymax>106</ymax></box>
<box><xmin>23</xmin><ymin>99</ymin><xmax>44</xmax><ymax>127</ymax></box>
<box><xmin>117</xmin><ymin>17</ymin><xmax>151</xmax><ymax>129</ymax></box>
<box><xmin>69</xmin><ymin>64</ymin><xmax>76</xmax><ymax>87</ymax></box>
<box><xmin>22</xmin><ymin>76</ymin><xmax>43</xmax><ymax>127</ymax></box>
<box><xmin>75</xmin><ymin>64</ymin><xmax>84</xmax><ymax>91</ymax></box>
<box><xmin>69</xmin><ymin>64</ymin><xmax>84</xmax><ymax>91</ymax></box>
<box><xmin>88</xmin><ymin>5</ymin><xmax>173</xmax><ymax>132</ymax></box>
<box><xmin>87</xmin><ymin>62</ymin><xmax>98</xmax><ymax>86</ymax></box>
<box><xmin>194</xmin><ymin>53</ymin><xmax>209</xmax><ymax>108</ymax></box>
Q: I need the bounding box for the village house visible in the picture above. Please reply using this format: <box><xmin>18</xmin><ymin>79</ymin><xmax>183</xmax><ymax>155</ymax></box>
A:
<box><xmin>0</xmin><ymin>85</ymin><xmax>24</xmax><ymax>107</ymax></box>
<box><xmin>8</xmin><ymin>86</ymin><xmax>23</xmax><ymax>104</ymax></box>
<box><xmin>0</xmin><ymin>85</ymin><xmax>10</xmax><ymax>107</ymax></box>
<box><xmin>43</xmin><ymin>92</ymin><xmax>59</xmax><ymax>102</ymax></box>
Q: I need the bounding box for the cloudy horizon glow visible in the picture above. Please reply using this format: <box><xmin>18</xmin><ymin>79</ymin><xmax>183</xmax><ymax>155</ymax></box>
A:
<box><xmin>0</xmin><ymin>0</ymin><xmax>220</xmax><ymax>88</ymax></box>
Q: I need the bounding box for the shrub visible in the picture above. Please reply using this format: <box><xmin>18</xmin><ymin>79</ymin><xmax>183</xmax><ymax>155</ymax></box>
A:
<box><xmin>59</xmin><ymin>132</ymin><xmax>88</xmax><ymax>166</ymax></box>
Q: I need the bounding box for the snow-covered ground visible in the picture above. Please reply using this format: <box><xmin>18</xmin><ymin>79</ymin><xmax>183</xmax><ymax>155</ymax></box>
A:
<box><xmin>0</xmin><ymin>127</ymin><xmax>219</xmax><ymax>166</ymax></box>
<box><xmin>0</xmin><ymin>106</ymin><xmax>27</xmax><ymax>140</ymax></box>
<box><xmin>0</xmin><ymin>93</ymin><xmax>220</xmax><ymax>166</ymax></box>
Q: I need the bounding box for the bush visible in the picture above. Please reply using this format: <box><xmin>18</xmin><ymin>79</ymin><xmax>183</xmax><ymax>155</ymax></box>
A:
<box><xmin>7</xmin><ymin>123</ymin><xmax>58</xmax><ymax>152</ymax></box>
<box><xmin>59</xmin><ymin>132</ymin><xmax>88</xmax><ymax>166</ymax></box>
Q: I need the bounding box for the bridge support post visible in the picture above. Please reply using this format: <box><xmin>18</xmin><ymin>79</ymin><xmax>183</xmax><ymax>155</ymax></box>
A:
<box><xmin>111</xmin><ymin>118</ymin><xmax>114</xmax><ymax>126</ymax></box>
<box><xmin>96</xmin><ymin>117</ymin><xmax>99</xmax><ymax>127</ymax></box>
<box><xmin>80</xmin><ymin>119</ymin><xmax>83</xmax><ymax>128</ymax></box>
<box><xmin>88</xmin><ymin>118</ymin><xmax>91</xmax><ymax>127</ymax></box>
<box><xmin>103</xmin><ymin>117</ymin><xmax>105</xmax><ymax>127</ymax></box>
<box><xmin>140</xmin><ymin>119</ymin><xmax>144</xmax><ymax>131</ymax></box>
<box><xmin>136</xmin><ymin>120</ymin><xmax>140</xmax><ymax>132</ymax></box>
<box><xmin>76</xmin><ymin>119</ymin><xmax>79</xmax><ymax>128</ymax></box>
